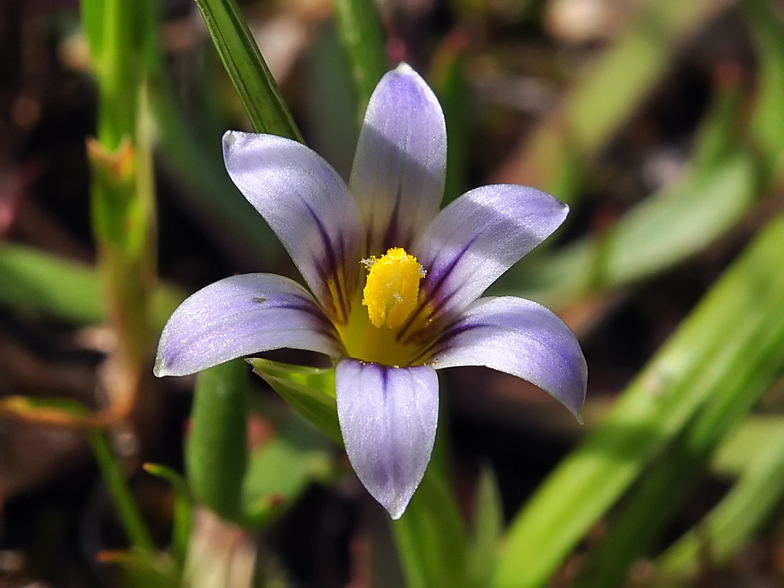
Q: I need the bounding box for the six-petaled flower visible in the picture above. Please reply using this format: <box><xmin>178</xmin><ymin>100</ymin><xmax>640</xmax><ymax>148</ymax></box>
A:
<box><xmin>154</xmin><ymin>63</ymin><xmax>587</xmax><ymax>519</ymax></box>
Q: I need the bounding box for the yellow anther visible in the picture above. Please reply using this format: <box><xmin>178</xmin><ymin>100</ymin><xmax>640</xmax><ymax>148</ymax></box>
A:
<box><xmin>361</xmin><ymin>248</ymin><xmax>426</xmax><ymax>329</ymax></box>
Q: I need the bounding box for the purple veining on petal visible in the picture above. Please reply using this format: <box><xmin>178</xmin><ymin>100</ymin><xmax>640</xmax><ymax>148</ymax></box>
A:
<box><xmin>428</xmin><ymin>296</ymin><xmax>587</xmax><ymax>418</ymax></box>
<box><xmin>154</xmin><ymin>274</ymin><xmax>343</xmax><ymax>378</ymax></box>
<box><xmin>223</xmin><ymin>131</ymin><xmax>361</xmax><ymax>324</ymax></box>
<box><xmin>413</xmin><ymin>184</ymin><xmax>569</xmax><ymax>323</ymax></box>
<box><xmin>301</xmin><ymin>199</ymin><xmax>351</xmax><ymax>323</ymax></box>
<box><xmin>350</xmin><ymin>64</ymin><xmax>447</xmax><ymax>255</ymax></box>
<box><xmin>380</xmin><ymin>185</ymin><xmax>404</xmax><ymax>255</ymax></box>
<box><xmin>336</xmin><ymin>359</ymin><xmax>439</xmax><ymax>519</ymax></box>
<box><xmin>395</xmin><ymin>234</ymin><xmax>480</xmax><ymax>345</ymax></box>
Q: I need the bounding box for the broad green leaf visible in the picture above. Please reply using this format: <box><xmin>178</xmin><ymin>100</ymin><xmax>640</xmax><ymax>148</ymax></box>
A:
<box><xmin>0</xmin><ymin>243</ymin><xmax>103</xmax><ymax>323</ymax></box>
<box><xmin>242</xmin><ymin>413</ymin><xmax>334</xmax><ymax>527</ymax></box>
<box><xmin>0</xmin><ymin>243</ymin><xmax>184</xmax><ymax>330</ymax></box>
<box><xmin>194</xmin><ymin>0</ymin><xmax>302</xmax><ymax>140</ymax></box>
<box><xmin>711</xmin><ymin>415</ymin><xmax>784</xmax><ymax>476</ymax></box>
<box><xmin>187</xmin><ymin>360</ymin><xmax>249</xmax><ymax>523</ymax></box>
<box><xmin>393</xmin><ymin>465</ymin><xmax>473</xmax><ymax>588</ymax></box>
<box><xmin>494</xmin><ymin>212</ymin><xmax>784</xmax><ymax>588</ymax></box>
<box><xmin>248</xmin><ymin>358</ymin><xmax>342</xmax><ymax>445</ymax></box>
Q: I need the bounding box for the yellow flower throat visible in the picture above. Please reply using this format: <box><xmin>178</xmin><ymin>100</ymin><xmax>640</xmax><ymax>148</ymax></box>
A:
<box><xmin>361</xmin><ymin>248</ymin><xmax>426</xmax><ymax>329</ymax></box>
<box><xmin>336</xmin><ymin>247</ymin><xmax>428</xmax><ymax>366</ymax></box>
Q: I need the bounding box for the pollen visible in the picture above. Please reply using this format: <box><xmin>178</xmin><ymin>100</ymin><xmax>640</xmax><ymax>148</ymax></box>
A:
<box><xmin>361</xmin><ymin>247</ymin><xmax>426</xmax><ymax>329</ymax></box>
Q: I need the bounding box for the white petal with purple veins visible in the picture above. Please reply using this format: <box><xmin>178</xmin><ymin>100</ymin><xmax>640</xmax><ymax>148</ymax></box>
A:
<box><xmin>414</xmin><ymin>185</ymin><xmax>568</xmax><ymax>323</ymax></box>
<box><xmin>336</xmin><ymin>359</ymin><xmax>439</xmax><ymax>519</ymax></box>
<box><xmin>431</xmin><ymin>296</ymin><xmax>587</xmax><ymax>418</ymax></box>
<box><xmin>350</xmin><ymin>63</ymin><xmax>447</xmax><ymax>254</ymax></box>
<box><xmin>223</xmin><ymin>131</ymin><xmax>361</xmax><ymax>323</ymax></box>
<box><xmin>155</xmin><ymin>274</ymin><xmax>342</xmax><ymax>377</ymax></box>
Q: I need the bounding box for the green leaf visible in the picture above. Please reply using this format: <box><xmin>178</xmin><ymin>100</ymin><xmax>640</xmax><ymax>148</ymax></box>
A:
<box><xmin>498</xmin><ymin>0</ymin><xmax>733</xmax><ymax>201</ymax></box>
<box><xmin>711</xmin><ymin>415</ymin><xmax>784</xmax><ymax>476</ymax></box>
<box><xmin>90</xmin><ymin>430</ymin><xmax>156</xmax><ymax>553</ymax></box>
<box><xmin>194</xmin><ymin>0</ymin><xmax>303</xmax><ymax>140</ymax></box>
<box><xmin>431</xmin><ymin>34</ymin><xmax>469</xmax><ymax>205</ymax></box>
<box><xmin>0</xmin><ymin>243</ymin><xmax>103</xmax><ymax>323</ymax></box>
<box><xmin>469</xmin><ymin>464</ymin><xmax>503</xmax><ymax>588</ymax></box>
<box><xmin>743</xmin><ymin>0</ymin><xmax>784</xmax><ymax>178</ymax></box>
<box><xmin>242</xmin><ymin>412</ymin><xmax>334</xmax><ymax>527</ymax></box>
<box><xmin>248</xmin><ymin>358</ymin><xmax>342</xmax><ymax>446</ymax></box>
<box><xmin>334</xmin><ymin>0</ymin><xmax>387</xmax><ymax>119</ymax></box>
<box><xmin>187</xmin><ymin>360</ymin><xmax>249</xmax><ymax>523</ymax></box>
<box><xmin>658</xmin><ymin>416</ymin><xmax>784</xmax><ymax>578</ymax></box>
<box><xmin>503</xmin><ymin>152</ymin><xmax>756</xmax><ymax>309</ymax></box>
<box><xmin>0</xmin><ymin>242</ymin><xmax>185</xmax><ymax>330</ymax></box>
<box><xmin>99</xmin><ymin>550</ymin><xmax>180</xmax><ymax>588</ymax></box>
<box><xmin>500</xmin><ymin>66</ymin><xmax>754</xmax><ymax>309</ymax></box>
<box><xmin>144</xmin><ymin>463</ymin><xmax>193</xmax><ymax>566</ymax></box>
<box><xmin>494</xmin><ymin>212</ymin><xmax>784</xmax><ymax>588</ymax></box>
<box><xmin>80</xmin><ymin>0</ymin><xmax>105</xmax><ymax>64</ymax></box>
<box><xmin>393</xmin><ymin>465</ymin><xmax>473</xmax><ymax>588</ymax></box>
<box><xmin>149</xmin><ymin>72</ymin><xmax>281</xmax><ymax>267</ymax></box>
<box><xmin>602</xmin><ymin>151</ymin><xmax>755</xmax><ymax>286</ymax></box>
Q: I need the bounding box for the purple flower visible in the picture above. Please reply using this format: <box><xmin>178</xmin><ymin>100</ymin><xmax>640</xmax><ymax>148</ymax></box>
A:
<box><xmin>154</xmin><ymin>63</ymin><xmax>587</xmax><ymax>519</ymax></box>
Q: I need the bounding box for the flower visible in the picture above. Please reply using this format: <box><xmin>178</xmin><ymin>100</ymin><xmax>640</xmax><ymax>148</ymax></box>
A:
<box><xmin>154</xmin><ymin>63</ymin><xmax>587</xmax><ymax>519</ymax></box>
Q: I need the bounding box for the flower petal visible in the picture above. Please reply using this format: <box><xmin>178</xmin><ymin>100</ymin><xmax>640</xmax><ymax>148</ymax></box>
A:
<box><xmin>155</xmin><ymin>274</ymin><xmax>342</xmax><ymax>377</ymax></box>
<box><xmin>350</xmin><ymin>63</ymin><xmax>447</xmax><ymax>254</ymax></box>
<box><xmin>429</xmin><ymin>296</ymin><xmax>587</xmax><ymax>418</ymax></box>
<box><xmin>413</xmin><ymin>184</ymin><xmax>568</xmax><ymax>324</ymax></box>
<box><xmin>336</xmin><ymin>358</ymin><xmax>439</xmax><ymax>519</ymax></box>
<box><xmin>223</xmin><ymin>131</ymin><xmax>361</xmax><ymax>324</ymax></box>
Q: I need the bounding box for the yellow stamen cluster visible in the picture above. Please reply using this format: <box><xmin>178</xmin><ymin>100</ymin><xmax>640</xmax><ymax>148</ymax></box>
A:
<box><xmin>362</xmin><ymin>248</ymin><xmax>426</xmax><ymax>329</ymax></box>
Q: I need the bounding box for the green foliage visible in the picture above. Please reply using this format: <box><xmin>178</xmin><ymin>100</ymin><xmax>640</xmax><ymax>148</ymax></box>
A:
<box><xmin>333</xmin><ymin>0</ymin><xmax>388</xmax><ymax>118</ymax></box>
<box><xmin>9</xmin><ymin>0</ymin><xmax>784</xmax><ymax>585</ymax></box>
<box><xmin>393</xmin><ymin>465</ymin><xmax>473</xmax><ymax>588</ymax></box>
<box><xmin>469</xmin><ymin>465</ymin><xmax>504</xmax><ymax>588</ymax></box>
<box><xmin>494</xmin><ymin>212</ymin><xmax>784</xmax><ymax>588</ymax></box>
<box><xmin>187</xmin><ymin>360</ymin><xmax>250</xmax><ymax>523</ymax></box>
<box><xmin>193</xmin><ymin>0</ymin><xmax>303</xmax><ymax>140</ymax></box>
<box><xmin>248</xmin><ymin>358</ymin><xmax>342</xmax><ymax>446</ymax></box>
<box><xmin>242</xmin><ymin>412</ymin><xmax>334</xmax><ymax>526</ymax></box>
<box><xmin>144</xmin><ymin>463</ymin><xmax>193</xmax><ymax>567</ymax></box>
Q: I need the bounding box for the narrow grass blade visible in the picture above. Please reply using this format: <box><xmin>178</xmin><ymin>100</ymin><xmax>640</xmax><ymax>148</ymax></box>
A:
<box><xmin>494</xmin><ymin>212</ymin><xmax>784</xmax><ymax>588</ymax></box>
<box><xmin>392</xmin><ymin>465</ymin><xmax>473</xmax><ymax>588</ymax></box>
<box><xmin>334</xmin><ymin>0</ymin><xmax>387</xmax><ymax>118</ymax></box>
<box><xmin>90</xmin><ymin>430</ymin><xmax>156</xmax><ymax>553</ymax></box>
<box><xmin>657</xmin><ymin>416</ymin><xmax>784</xmax><ymax>578</ymax></box>
<box><xmin>470</xmin><ymin>464</ymin><xmax>504</xmax><ymax>588</ymax></box>
<box><xmin>495</xmin><ymin>0</ymin><xmax>732</xmax><ymax>201</ymax></box>
<box><xmin>194</xmin><ymin>0</ymin><xmax>303</xmax><ymax>140</ymax></box>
